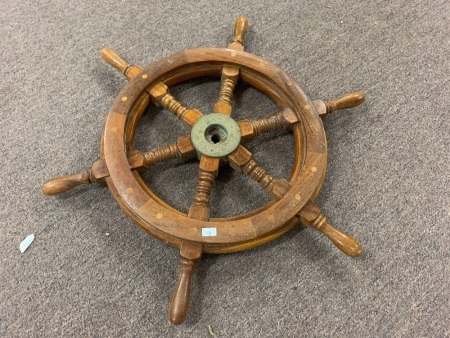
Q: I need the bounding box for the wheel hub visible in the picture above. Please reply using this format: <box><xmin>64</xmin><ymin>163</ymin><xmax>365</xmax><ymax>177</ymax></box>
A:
<box><xmin>191</xmin><ymin>113</ymin><xmax>241</xmax><ymax>157</ymax></box>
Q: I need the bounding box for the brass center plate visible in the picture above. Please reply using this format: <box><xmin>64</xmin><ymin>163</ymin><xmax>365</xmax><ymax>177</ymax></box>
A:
<box><xmin>190</xmin><ymin>113</ymin><xmax>241</xmax><ymax>157</ymax></box>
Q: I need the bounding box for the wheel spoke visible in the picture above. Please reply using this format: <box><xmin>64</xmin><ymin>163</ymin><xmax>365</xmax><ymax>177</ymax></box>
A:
<box><xmin>100</xmin><ymin>47</ymin><xmax>203</xmax><ymax>128</ymax></box>
<box><xmin>42</xmin><ymin>134</ymin><xmax>197</xmax><ymax>195</ymax></box>
<box><xmin>169</xmin><ymin>156</ymin><xmax>218</xmax><ymax>324</ymax></box>
<box><xmin>228</xmin><ymin>145</ymin><xmax>291</xmax><ymax>200</ymax></box>
<box><xmin>148</xmin><ymin>83</ymin><xmax>203</xmax><ymax>127</ymax></box>
<box><xmin>213</xmin><ymin>67</ymin><xmax>239</xmax><ymax>116</ymax></box>
<box><xmin>237</xmin><ymin>107</ymin><xmax>299</xmax><ymax>143</ymax></box>
<box><xmin>142</xmin><ymin>135</ymin><xmax>196</xmax><ymax>167</ymax></box>
<box><xmin>188</xmin><ymin>156</ymin><xmax>220</xmax><ymax>221</ymax></box>
<box><xmin>212</xmin><ymin>16</ymin><xmax>248</xmax><ymax>116</ymax></box>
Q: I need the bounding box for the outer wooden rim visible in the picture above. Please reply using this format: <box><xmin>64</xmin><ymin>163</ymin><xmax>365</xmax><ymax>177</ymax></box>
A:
<box><xmin>102</xmin><ymin>48</ymin><xmax>327</xmax><ymax>253</ymax></box>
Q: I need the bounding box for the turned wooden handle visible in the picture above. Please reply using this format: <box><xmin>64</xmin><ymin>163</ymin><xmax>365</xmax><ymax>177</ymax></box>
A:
<box><xmin>100</xmin><ymin>47</ymin><xmax>142</xmax><ymax>79</ymax></box>
<box><xmin>312</xmin><ymin>216</ymin><xmax>362</xmax><ymax>257</ymax></box>
<box><xmin>42</xmin><ymin>170</ymin><xmax>92</xmax><ymax>195</ymax></box>
<box><xmin>326</xmin><ymin>91</ymin><xmax>365</xmax><ymax>113</ymax></box>
<box><xmin>169</xmin><ymin>242</ymin><xmax>202</xmax><ymax>324</ymax></box>
<box><xmin>299</xmin><ymin>201</ymin><xmax>361</xmax><ymax>257</ymax></box>
<box><xmin>100</xmin><ymin>47</ymin><xmax>129</xmax><ymax>73</ymax></box>
<box><xmin>169</xmin><ymin>258</ymin><xmax>196</xmax><ymax>324</ymax></box>
<box><xmin>233</xmin><ymin>16</ymin><xmax>248</xmax><ymax>44</ymax></box>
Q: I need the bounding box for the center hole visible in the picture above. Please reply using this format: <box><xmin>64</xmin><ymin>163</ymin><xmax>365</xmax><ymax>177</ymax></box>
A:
<box><xmin>211</xmin><ymin>134</ymin><xmax>221</xmax><ymax>144</ymax></box>
<box><xmin>205</xmin><ymin>125</ymin><xmax>228</xmax><ymax>144</ymax></box>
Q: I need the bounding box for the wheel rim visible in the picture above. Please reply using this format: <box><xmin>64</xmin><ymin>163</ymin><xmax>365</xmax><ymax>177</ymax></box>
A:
<box><xmin>102</xmin><ymin>47</ymin><xmax>327</xmax><ymax>252</ymax></box>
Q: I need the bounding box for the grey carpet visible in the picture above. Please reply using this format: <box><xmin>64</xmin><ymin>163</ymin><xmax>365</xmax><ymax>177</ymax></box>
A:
<box><xmin>1</xmin><ymin>0</ymin><xmax>449</xmax><ymax>337</ymax></box>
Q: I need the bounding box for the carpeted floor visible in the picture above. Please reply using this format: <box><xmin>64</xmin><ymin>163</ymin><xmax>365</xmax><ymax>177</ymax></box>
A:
<box><xmin>1</xmin><ymin>0</ymin><xmax>449</xmax><ymax>337</ymax></box>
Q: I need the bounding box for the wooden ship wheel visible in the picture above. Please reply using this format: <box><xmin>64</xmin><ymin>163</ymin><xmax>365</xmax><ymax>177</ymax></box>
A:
<box><xmin>43</xmin><ymin>16</ymin><xmax>365</xmax><ymax>324</ymax></box>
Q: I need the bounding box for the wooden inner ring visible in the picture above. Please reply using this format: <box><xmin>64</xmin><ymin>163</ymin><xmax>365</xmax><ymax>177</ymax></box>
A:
<box><xmin>101</xmin><ymin>48</ymin><xmax>327</xmax><ymax>253</ymax></box>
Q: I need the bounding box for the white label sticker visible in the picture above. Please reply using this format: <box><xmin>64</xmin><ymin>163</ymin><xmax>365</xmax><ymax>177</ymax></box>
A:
<box><xmin>202</xmin><ymin>228</ymin><xmax>217</xmax><ymax>236</ymax></box>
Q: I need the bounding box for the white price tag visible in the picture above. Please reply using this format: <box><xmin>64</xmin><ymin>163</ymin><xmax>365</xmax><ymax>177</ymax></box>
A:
<box><xmin>202</xmin><ymin>228</ymin><xmax>217</xmax><ymax>237</ymax></box>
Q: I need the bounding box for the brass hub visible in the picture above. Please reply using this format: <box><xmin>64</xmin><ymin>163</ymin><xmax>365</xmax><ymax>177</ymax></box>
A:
<box><xmin>190</xmin><ymin>113</ymin><xmax>241</xmax><ymax>157</ymax></box>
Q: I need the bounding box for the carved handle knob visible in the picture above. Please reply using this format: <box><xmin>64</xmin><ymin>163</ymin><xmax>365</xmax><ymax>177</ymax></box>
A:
<box><xmin>233</xmin><ymin>16</ymin><xmax>248</xmax><ymax>45</ymax></box>
<box><xmin>100</xmin><ymin>47</ymin><xmax>142</xmax><ymax>79</ymax></box>
<box><xmin>325</xmin><ymin>91</ymin><xmax>365</xmax><ymax>113</ymax></box>
<box><xmin>169</xmin><ymin>258</ymin><xmax>196</xmax><ymax>324</ymax></box>
<box><xmin>299</xmin><ymin>201</ymin><xmax>361</xmax><ymax>257</ymax></box>
<box><xmin>42</xmin><ymin>170</ymin><xmax>92</xmax><ymax>195</ymax></box>
<box><xmin>100</xmin><ymin>47</ymin><xmax>129</xmax><ymax>73</ymax></box>
<box><xmin>168</xmin><ymin>242</ymin><xmax>202</xmax><ymax>324</ymax></box>
<box><xmin>312</xmin><ymin>215</ymin><xmax>362</xmax><ymax>257</ymax></box>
